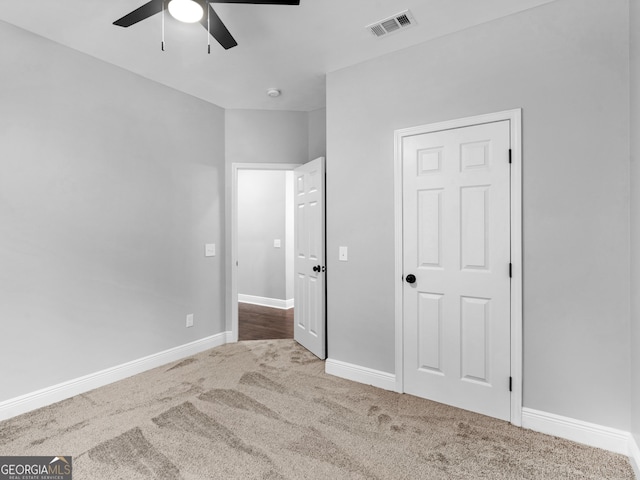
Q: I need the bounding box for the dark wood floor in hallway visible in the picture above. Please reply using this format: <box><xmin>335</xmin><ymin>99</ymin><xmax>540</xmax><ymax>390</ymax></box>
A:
<box><xmin>238</xmin><ymin>302</ymin><xmax>294</xmax><ymax>341</ymax></box>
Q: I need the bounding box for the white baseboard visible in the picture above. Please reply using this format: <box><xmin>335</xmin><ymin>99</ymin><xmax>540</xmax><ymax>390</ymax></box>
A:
<box><xmin>522</xmin><ymin>407</ymin><xmax>631</xmax><ymax>456</ymax></box>
<box><xmin>0</xmin><ymin>332</ymin><xmax>230</xmax><ymax>422</ymax></box>
<box><xmin>238</xmin><ymin>294</ymin><xmax>293</xmax><ymax>309</ymax></box>
<box><xmin>325</xmin><ymin>358</ymin><xmax>396</xmax><ymax>392</ymax></box>
<box><xmin>630</xmin><ymin>434</ymin><xmax>640</xmax><ymax>479</ymax></box>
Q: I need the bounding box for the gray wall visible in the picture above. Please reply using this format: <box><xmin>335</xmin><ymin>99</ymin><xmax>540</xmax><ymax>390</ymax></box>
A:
<box><xmin>631</xmin><ymin>0</ymin><xmax>640</xmax><ymax>449</ymax></box>
<box><xmin>285</xmin><ymin>171</ymin><xmax>295</xmax><ymax>301</ymax></box>
<box><xmin>308</xmin><ymin>108</ymin><xmax>327</xmax><ymax>161</ymax></box>
<box><xmin>0</xmin><ymin>21</ymin><xmax>226</xmax><ymax>402</ymax></box>
<box><xmin>326</xmin><ymin>0</ymin><xmax>630</xmax><ymax>430</ymax></box>
<box><xmin>225</xmin><ymin>110</ymin><xmax>310</xmax><ymax>167</ymax></box>
<box><xmin>237</xmin><ymin>170</ymin><xmax>287</xmax><ymax>300</ymax></box>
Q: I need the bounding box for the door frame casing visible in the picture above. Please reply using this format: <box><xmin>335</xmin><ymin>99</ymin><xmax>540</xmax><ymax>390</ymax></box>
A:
<box><xmin>230</xmin><ymin>162</ymin><xmax>301</xmax><ymax>343</ymax></box>
<box><xmin>393</xmin><ymin>109</ymin><xmax>523</xmax><ymax>426</ymax></box>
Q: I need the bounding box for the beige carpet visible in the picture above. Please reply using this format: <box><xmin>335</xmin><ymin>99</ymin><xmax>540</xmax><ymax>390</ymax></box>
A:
<box><xmin>0</xmin><ymin>340</ymin><xmax>634</xmax><ymax>479</ymax></box>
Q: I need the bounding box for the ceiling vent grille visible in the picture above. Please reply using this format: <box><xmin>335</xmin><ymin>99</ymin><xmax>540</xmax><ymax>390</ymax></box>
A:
<box><xmin>366</xmin><ymin>10</ymin><xmax>416</xmax><ymax>38</ymax></box>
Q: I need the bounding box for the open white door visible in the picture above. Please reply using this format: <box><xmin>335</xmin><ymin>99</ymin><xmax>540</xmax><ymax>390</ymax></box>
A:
<box><xmin>293</xmin><ymin>157</ymin><xmax>326</xmax><ymax>359</ymax></box>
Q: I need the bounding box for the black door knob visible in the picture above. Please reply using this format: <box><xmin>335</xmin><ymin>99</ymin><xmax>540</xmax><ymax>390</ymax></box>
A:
<box><xmin>405</xmin><ymin>274</ymin><xmax>416</xmax><ymax>284</ymax></box>
<box><xmin>313</xmin><ymin>265</ymin><xmax>319</xmax><ymax>272</ymax></box>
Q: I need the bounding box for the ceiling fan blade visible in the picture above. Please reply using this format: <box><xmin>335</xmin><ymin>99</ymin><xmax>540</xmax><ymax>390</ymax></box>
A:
<box><xmin>200</xmin><ymin>5</ymin><xmax>238</xmax><ymax>50</ymax></box>
<box><xmin>113</xmin><ymin>0</ymin><xmax>164</xmax><ymax>27</ymax></box>
<box><xmin>208</xmin><ymin>1</ymin><xmax>300</xmax><ymax>5</ymax></box>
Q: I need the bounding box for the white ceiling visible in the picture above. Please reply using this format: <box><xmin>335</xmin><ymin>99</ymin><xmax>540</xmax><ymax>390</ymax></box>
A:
<box><xmin>0</xmin><ymin>0</ymin><xmax>556</xmax><ymax>111</ymax></box>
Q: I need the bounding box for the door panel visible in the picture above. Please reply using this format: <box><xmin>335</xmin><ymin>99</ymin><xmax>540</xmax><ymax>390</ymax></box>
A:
<box><xmin>417</xmin><ymin>189</ymin><xmax>442</xmax><ymax>268</ymax></box>
<box><xmin>403</xmin><ymin>121</ymin><xmax>511</xmax><ymax>421</ymax></box>
<box><xmin>293</xmin><ymin>157</ymin><xmax>326</xmax><ymax>359</ymax></box>
<box><xmin>460</xmin><ymin>296</ymin><xmax>490</xmax><ymax>383</ymax></box>
<box><xmin>417</xmin><ymin>292</ymin><xmax>443</xmax><ymax>372</ymax></box>
<box><xmin>461</xmin><ymin>186</ymin><xmax>489</xmax><ymax>270</ymax></box>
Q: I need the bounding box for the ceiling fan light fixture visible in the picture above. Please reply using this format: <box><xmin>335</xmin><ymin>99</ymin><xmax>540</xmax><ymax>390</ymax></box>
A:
<box><xmin>168</xmin><ymin>0</ymin><xmax>204</xmax><ymax>23</ymax></box>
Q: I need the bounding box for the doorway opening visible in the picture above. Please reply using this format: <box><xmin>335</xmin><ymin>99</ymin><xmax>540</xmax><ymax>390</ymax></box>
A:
<box><xmin>231</xmin><ymin>163</ymin><xmax>301</xmax><ymax>341</ymax></box>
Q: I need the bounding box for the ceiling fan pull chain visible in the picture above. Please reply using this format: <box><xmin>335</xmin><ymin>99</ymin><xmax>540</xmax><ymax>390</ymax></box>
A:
<box><xmin>207</xmin><ymin>2</ymin><xmax>211</xmax><ymax>54</ymax></box>
<box><xmin>161</xmin><ymin>0</ymin><xmax>166</xmax><ymax>51</ymax></box>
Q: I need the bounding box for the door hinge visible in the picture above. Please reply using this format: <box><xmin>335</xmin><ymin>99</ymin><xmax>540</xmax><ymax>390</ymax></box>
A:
<box><xmin>509</xmin><ymin>263</ymin><xmax>512</xmax><ymax>278</ymax></box>
<box><xmin>508</xmin><ymin>149</ymin><xmax>512</xmax><ymax>164</ymax></box>
<box><xmin>509</xmin><ymin>376</ymin><xmax>512</xmax><ymax>392</ymax></box>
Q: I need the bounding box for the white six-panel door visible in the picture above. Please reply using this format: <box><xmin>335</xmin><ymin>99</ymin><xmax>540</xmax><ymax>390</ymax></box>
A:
<box><xmin>293</xmin><ymin>157</ymin><xmax>326</xmax><ymax>359</ymax></box>
<box><xmin>402</xmin><ymin>121</ymin><xmax>511</xmax><ymax>421</ymax></box>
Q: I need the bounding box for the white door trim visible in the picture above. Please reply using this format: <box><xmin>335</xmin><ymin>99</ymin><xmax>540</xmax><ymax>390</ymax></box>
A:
<box><xmin>230</xmin><ymin>162</ymin><xmax>301</xmax><ymax>342</ymax></box>
<box><xmin>393</xmin><ymin>109</ymin><xmax>523</xmax><ymax>426</ymax></box>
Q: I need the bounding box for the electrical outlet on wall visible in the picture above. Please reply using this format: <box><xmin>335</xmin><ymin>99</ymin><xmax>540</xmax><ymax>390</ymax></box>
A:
<box><xmin>186</xmin><ymin>314</ymin><xmax>194</xmax><ymax>328</ymax></box>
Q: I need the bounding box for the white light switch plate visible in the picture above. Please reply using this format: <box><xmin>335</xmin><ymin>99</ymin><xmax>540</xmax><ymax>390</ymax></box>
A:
<box><xmin>339</xmin><ymin>246</ymin><xmax>348</xmax><ymax>261</ymax></box>
<box><xmin>274</xmin><ymin>239</ymin><xmax>281</xmax><ymax>248</ymax></box>
<box><xmin>205</xmin><ymin>244</ymin><xmax>216</xmax><ymax>257</ymax></box>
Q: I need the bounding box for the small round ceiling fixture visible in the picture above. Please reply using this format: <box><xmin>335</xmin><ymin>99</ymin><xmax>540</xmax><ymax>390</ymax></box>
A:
<box><xmin>266</xmin><ymin>88</ymin><xmax>281</xmax><ymax>98</ymax></box>
<box><xmin>168</xmin><ymin>0</ymin><xmax>204</xmax><ymax>23</ymax></box>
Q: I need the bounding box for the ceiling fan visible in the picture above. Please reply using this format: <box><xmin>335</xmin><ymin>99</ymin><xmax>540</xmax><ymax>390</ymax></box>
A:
<box><xmin>113</xmin><ymin>0</ymin><xmax>300</xmax><ymax>50</ymax></box>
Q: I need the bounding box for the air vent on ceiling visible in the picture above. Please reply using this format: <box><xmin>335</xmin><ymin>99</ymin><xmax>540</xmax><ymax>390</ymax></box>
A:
<box><xmin>366</xmin><ymin>10</ymin><xmax>416</xmax><ymax>38</ymax></box>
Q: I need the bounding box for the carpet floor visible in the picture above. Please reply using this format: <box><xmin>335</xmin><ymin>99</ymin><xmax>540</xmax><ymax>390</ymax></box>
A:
<box><xmin>0</xmin><ymin>340</ymin><xmax>634</xmax><ymax>479</ymax></box>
